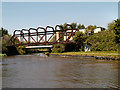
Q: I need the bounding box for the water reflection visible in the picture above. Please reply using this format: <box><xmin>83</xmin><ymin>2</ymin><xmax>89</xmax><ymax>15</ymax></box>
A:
<box><xmin>2</xmin><ymin>55</ymin><xmax>119</xmax><ymax>88</ymax></box>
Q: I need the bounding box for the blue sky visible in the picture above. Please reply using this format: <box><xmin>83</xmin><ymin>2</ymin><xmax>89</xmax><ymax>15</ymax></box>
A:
<box><xmin>2</xmin><ymin>2</ymin><xmax>118</xmax><ymax>34</ymax></box>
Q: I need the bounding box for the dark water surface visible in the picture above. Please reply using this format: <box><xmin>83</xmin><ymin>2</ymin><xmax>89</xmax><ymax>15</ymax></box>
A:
<box><xmin>2</xmin><ymin>55</ymin><xmax>119</xmax><ymax>88</ymax></box>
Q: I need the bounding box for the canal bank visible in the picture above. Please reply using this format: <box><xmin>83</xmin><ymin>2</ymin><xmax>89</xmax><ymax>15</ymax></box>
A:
<box><xmin>0</xmin><ymin>54</ymin><xmax>7</xmax><ymax>57</ymax></box>
<box><xmin>50</xmin><ymin>51</ymin><xmax>120</xmax><ymax>60</ymax></box>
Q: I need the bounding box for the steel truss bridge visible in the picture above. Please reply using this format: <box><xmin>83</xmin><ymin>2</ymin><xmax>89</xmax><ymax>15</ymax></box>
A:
<box><xmin>9</xmin><ymin>24</ymin><xmax>79</xmax><ymax>46</ymax></box>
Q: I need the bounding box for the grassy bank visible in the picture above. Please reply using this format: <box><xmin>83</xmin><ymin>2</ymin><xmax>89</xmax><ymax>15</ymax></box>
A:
<box><xmin>0</xmin><ymin>54</ymin><xmax>7</xmax><ymax>57</ymax></box>
<box><xmin>51</xmin><ymin>51</ymin><xmax>120</xmax><ymax>57</ymax></box>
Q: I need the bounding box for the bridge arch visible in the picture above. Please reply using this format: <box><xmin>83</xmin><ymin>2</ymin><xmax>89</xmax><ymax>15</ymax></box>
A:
<box><xmin>46</xmin><ymin>26</ymin><xmax>55</xmax><ymax>42</ymax></box>
<box><xmin>55</xmin><ymin>25</ymin><xmax>63</xmax><ymax>31</ymax></box>
<box><xmin>12</xmin><ymin>30</ymin><xmax>22</xmax><ymax>44</ymax></box>
<box><xmin>65</xmin><ymin>24</ymin><xmax>73</xmax><ymax>30</ymax></box>
<box><xmin>21</xmin><ymin>29</ymin><xmax>29</xmax><ymax>43</ymax></box>
<box><xmin>37</xmin><ymin>27</ymin><xmax>46</xmax><ymax>43</ymax></box>
<box><xmin>54</xmin><ymin>25</ymin><xmax>65</xmax><ymax>42</ymax></box>
<box><xmin>28</xmin><ymin>28</ymin><xmax>37</xmax><ymax>43</ymax></box>
<box><xmin>9</xmin><ymin>24</ymin><xmax>79</xmax><ymax>46</ymax></box>
<box><xmin>13</xmin><ymin>30</ymin><xmax>21</xmax><ymax>35</ymax></box>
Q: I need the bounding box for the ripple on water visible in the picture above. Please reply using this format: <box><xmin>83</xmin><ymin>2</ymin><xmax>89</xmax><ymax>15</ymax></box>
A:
<box><xmin>2</xmin><ymin>55</ymin><xmax>119</xmax><ymax>88</ymax></box>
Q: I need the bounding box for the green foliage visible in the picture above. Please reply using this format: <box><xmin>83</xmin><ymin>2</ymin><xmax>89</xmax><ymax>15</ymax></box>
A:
<box><xmin>77</xmin><ymin>24</ymin><xmax>82</xmax><ymax>29</ymax></box>
<box><xmin>1</xmin><ymin>28</ymin><xmax>12</xmax><ymax>54</ymax></box>
<box><xmin>58</xmin><ymin>23</ymin><xmax>85</xmax><ymax>42</ymax></box>
<box><xmin>85</xmin><ymin>25</ymin><xmax>97</xmax><ymax>35</ymax></box>
<box><xmin>1</xmin><ymin>28</ymin><xmax>8</xmax><ymax>36</ymax></box>
<box><xmin>2</xmin><ymin>34</ymin><xmax>11</xmax><ymax>54</ymax></box>
<box><xmin>87</xmin><ymin>25</ymin><xmax>96</xmax><ymax>30</ymax></box>
<box><xmin>59</xmin><ymin>23</ymin><xmax>67</xmax><ymax>30</ymax></box>
<box><xmin>60</xmin><ymin>23</ymin><xmax>85</xmax><ymax>30</ymax></box>
<box><xmin>44</xmin><ymin>52</ymin><xmax>49</xmax><ymax>55</ymax></box>
<box><xmin>52</xmin><ymin>44</ymin><xmax>65</xmax><ymax>53</ymax></box>
<box><xmin>1</xmin><ymin>28</ymin><xmax>26</xmax><ymax>55</ymax></box>
<box><xmin>81</xmin><ymin>24</ymin><xmax>85</xmax><ymax>29</ymax></box>
<box><xmin>85</xmin><ymin>30</ymin><xmax>118</xmax><ymax>51</ymax></box>
<box><xmin>0</xmin><ymin>54</ymin><xmax>7</xmax><ymax>56</ymax></box>
<box><xmin>113</xmin><ymin>19</ymin><xmax>120</xmax><ymax>43</ymax></box>
<box><xmin>73</xmin><ymin>31</ymin><xmax>87</xmax><ymax>51</ymax></box>
<box><xmin>71</xmin><ymin>23</ymin><xmax>77</xmax><ymax>29</ymax></box>
<box><xmin>77</xmin><ymin>24</ymin><xmax>85</xmax><ymax>29</ymax></box>
<box><xmin>16</xmin><ymin>46</ymin><xmax>26</xmax><ymax>55</ymax></box>
<box><xmin>2</xmin><ymin>42</ymin><xmax>8</xmax><ymax>54</ymax></box>
<box><xmin>52</xmin><ymin>43</ymin><xmax>79</xmax><ymax>52</ymax></box>
<box><xmin>108</xmin><ymin>21</ymin><xmax>115</xmax><ymax>31</ymax></box>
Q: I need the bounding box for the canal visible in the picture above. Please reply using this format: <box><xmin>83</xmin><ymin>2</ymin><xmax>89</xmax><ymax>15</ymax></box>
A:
<box><xmin>2</xmin><ymin>55</ymin><xmax>119</xmax><ymax>88</ymax></box>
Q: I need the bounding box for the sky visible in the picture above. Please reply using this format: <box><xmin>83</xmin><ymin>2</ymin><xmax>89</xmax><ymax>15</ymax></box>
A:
<box><xmin>2</xmin><ymin>2</ymin><xmax>118</xmax><ymax>35</ymax></box>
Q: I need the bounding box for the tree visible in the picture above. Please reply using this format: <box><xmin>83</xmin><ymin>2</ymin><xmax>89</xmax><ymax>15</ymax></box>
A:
<box><xmin>71</xmin><ymin>22</ymin><xmax>77</xmax><ymax>29</ymax></box>
<box><xmin>85</xmin><ymin>25</ymin><xmax>97</xmax><ymax>36</ymax></box>
<box><xmin>85</xmin><ymin>29</ymin><xmax>118</xmax><ymax>51</ymax></box>
<box><xmin>52</xmin><ymin>44</ymin><xmax>65</xmax><ymax>53</ymax></box>
<box><xmin>77</xmin><ymin>24</ymin><xmax>81</xmax><ymax>29</ymax></box>
<box><xmin>108</xmin><ymin>21</ymin><xmax>115</xmax><ymax>31</ymax></box>
<box><xmin>73</xmin><ymin>31</ymin><xmax>87</xmax><ymax>51</ymax></box>
<box><xmin>81</xmin><ymin>24</ymin><xmax>85</xmax><ymax>29</ymax></box>
<box><xmin>77</xmin><ymin>24</ymin><xmax>85</xmax><ymax>29</ymax></box>
<box><xmin>59</xmin><ymin>23</ymin><xmax>67</xmax><ymax>30</ymax></box>
<box><xmin>113</xmin><ymin>19</ymin><xmax>120</xmax><ymax>43</ymax></box>
<box><xmin>1</xmin><ymin>27</ymin><xmax>8</xmax><ymax>36</ymax></box>
<box><xmin>2</xmin><ymin>29</ymin><xmax>10</xmax><ymax>54</ymax></box>
<box><xmin>87</xmin><ymin>25</ymin><xmax>96</xmax><ymax>30</ymax></box>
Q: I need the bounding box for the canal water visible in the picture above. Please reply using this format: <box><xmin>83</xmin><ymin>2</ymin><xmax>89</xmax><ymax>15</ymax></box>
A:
<box><xmin>2</xmin><ymin>54</ymin><xmax>119</xmax><ymax>88</ymax></box>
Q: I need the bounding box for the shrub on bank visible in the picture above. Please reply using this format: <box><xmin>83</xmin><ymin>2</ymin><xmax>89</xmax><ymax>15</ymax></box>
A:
<box><xmin>85</xmin><ymin>30</ymin><xmax>118</xmax><ymax>51</ymax></box>
<box><xmin>52</xmin><ymin>43</ymin><xmax>79</xmax><ymax>53</ymax></box>
<box><xmin>52</xmin><ymin>44</ymin><xmax>65</xmax><ymax>53</ymax></box>
<box><xmin>16</xmin><ymin>46</ymin><xmax>26</xmax><ymax>55</ymax></box>
<box><xmin>2</xmin><ymin>34</ymin><xmax>11</xmax><ymax>54</ymax></box>
<box><xmin>73</xmin><ymin>31</ymin><xmax>87</xmax><ymax>51</ymax></box>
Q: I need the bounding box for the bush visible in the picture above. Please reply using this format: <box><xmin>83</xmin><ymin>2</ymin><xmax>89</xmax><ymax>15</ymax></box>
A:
<box><xmin>85</xmin><ymin>30</ymin><xmax>118</xmax><ymax>51</ymax></box>
<box><xmin>16</xmin><ymin>46</ymin><xmax>26</xmax><ymax>55</ymax></box>
<box><xmin>1</xmin><ymin>28</ymin><xmax>8</xmax><ymax>36</ymax></box>
<box><xmin>73</xmin><ymin>31</ymin><xmax>87</xmax><ymax>51</ymax></box>
<box><xmin>52</xmin><ymin>44</ymin><xmax>65</xmax><ymax>53</ymax></box>
<box><xmin>113</xmin><ymin>19</ymin><xmax>120</xmax><ymax>43</ymax></box>
<box><xmin>2</xmin><ymin>35</ymin><xmax>11</xmax><ymax>54</ymax></box>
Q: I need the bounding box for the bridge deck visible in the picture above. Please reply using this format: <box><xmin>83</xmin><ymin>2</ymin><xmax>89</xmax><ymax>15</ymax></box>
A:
<box><xmin>25</xmin><ymin>45</ymin><xmax>53</xmax><ymax>49</ymax></box>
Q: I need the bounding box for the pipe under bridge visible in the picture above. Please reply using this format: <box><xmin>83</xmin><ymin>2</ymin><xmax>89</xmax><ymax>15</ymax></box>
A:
<box><xmin>9</xmin><ymin>24</ymin><xmax>79</xmax><ymax>47</ymax></box>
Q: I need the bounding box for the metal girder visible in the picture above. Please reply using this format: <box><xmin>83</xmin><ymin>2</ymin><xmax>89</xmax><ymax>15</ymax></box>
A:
<box><xmin>9</xmin><ymin>24</ymin><xmax>79</xmax><ymax>46</ymax></box>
